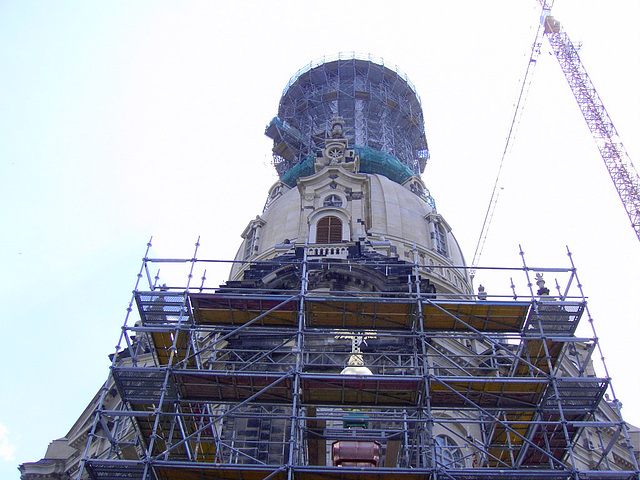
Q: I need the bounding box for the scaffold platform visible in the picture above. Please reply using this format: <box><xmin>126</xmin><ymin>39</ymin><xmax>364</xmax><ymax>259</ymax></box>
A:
<box><xmin>78</xmin><ymin>247</ymin><xmax>639</xmax><ymax>480</ymax></box>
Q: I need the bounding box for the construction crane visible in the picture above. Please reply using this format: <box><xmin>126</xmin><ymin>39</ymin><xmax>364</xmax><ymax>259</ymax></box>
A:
<box><xmin>471</xmin><ymin>2</ymin><xmax>639</xmax><ymax>272</ymax></box>
<box><xmin>539</xmin><ymin>5</ymin><xmax>640</xmax><ymax>241</ymax></box>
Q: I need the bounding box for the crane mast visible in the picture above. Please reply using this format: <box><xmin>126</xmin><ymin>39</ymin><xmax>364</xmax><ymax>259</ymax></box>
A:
<box><xmin>541</xmin><ymin>11</ymin><xmax>640</xmax><ymax>241</ymax></box>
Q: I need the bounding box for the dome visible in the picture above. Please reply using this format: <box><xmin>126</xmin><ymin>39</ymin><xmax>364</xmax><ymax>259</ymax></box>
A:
<box><xmin>229</xmin><ymin>56</ymin><xmax>471</xmax><ymax>297</ymax></box>
<box><xmin>266</xmin><ymin>53</ymin><xmax>429</xmax><ymax>179</ymax></box>
<box><xmin>230</xmin><ymin>166</ymin><xmax>470</xmax><ymax>295</ymax></box>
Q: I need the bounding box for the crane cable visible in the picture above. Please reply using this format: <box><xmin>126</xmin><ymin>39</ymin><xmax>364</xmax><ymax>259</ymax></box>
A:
<box><xmin>470</xmin><ymin>1</ymin><xmax>554</xmax><ymax>276</ymax></box>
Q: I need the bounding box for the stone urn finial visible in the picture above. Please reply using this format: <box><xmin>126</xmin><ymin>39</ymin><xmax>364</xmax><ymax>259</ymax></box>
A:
<box><xmin>535</xmin><ymin>273</ymin><xmax>550</xmax><ymax>296</ymax></box>
<box><xmin>329</xmin><ymin>116</ymin><xmax>345</xmax><ymax>139</ymax></box>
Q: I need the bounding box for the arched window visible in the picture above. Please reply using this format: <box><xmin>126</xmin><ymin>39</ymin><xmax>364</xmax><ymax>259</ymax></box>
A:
<box><xmin>316</xmin><ymin>216</ymin><xmax>343</xmax><ymax>243</ymax></box>
<box><xmin>244</xmin><ymin>227</ymin><xmax>258</xmax><ymax>260</ymax></box>
<box><xmin>434</xmin><ymin>223</ymin><xmax>448</xmax><ymax>257</ymax></box>
<box><xmin>434</xmin><ymin>435</ymin><xmax>463</xmax><ymax>468</ymax></box>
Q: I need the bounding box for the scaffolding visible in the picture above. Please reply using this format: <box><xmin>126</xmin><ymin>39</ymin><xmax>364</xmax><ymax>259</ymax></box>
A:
<box><xmin>78</xmin><ymin>240</ymin><xmax>639</xmax><ymax>480</ymax></box>
<box><xmin>266</xmin><ymin>53</ymin><xmax>429</xmax><ymax>178</ymax></box>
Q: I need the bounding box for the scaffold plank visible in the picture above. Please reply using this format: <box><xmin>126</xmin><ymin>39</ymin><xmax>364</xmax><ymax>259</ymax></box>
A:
<box><xmin>429</xmin><ymin>377</ymin><xmax>546</xmax><ymax>410</ymax></box>
<box><xmin>175</xmin><ymin>371</ymin><xmax>294</xmax><ymax>404</ymax></box>
<box><xmin>301</xmin><ymin>374</ymin><xmax>421</xmax><ymax>406</ymax></box>
<box><xmin>190</xmin><ymin>294</ymin><xmax>538</xmax><ymax>333</ymax></box>
<box><xmin>136</xmin><ymin>292</ymin><xmax>192</xmax><ymax>326</ymax></box>
<box><xmin>486</xmin><ymin>412</ymin><xmax>579</xmax><ymax>467</ymax></box>
<box><xmin>86</xmin><ymin>460</ymin><xmax>149</xmax><ymax>480</ymax></box>
<box><xmin>131</xmin><ymin>404</ymin><xmax>217</xmax><ymax>461</ymax></box>
<box><xmin>486</xmin><ymin>377</ymin><xmax>605</xmax><ymax>468</ymax></box>
<box><xmin>112</xmin><ymin>367</ymin><xmax>177</xmax><ymax>405</ymax></box>
<box><xmin>150</xmin><ymin>330</ymin><xmax>192</xmax><ymax>366</ymax></box>
<box><xmin>518</xmin><ymin>412</ymin><xmax>583</xmax><ymax>466</ymax></box>
<box><xmin>86</xmin><ymin>459</ymin><xmax>639</xmax><ymax>480</ymax></box>
<box><xmin>306</xmin><ymin>298</ymin><xmax>416</xmax><ymax>329</ymax></box>
<box><xmin>422</xmin><ymin>302</ymin><xmax>530</xmax><ymax>332</ymax></box>
<box><xmin>524</xmin><ymin>301</ymin><xmax>584</xmax><ymax>336</ymax></box>
<box><xmin>191</xmin><ymin>293</ymin><xmax>298</xmax><ymax>326</ymax></box>
<box><xmin>514</xmin><ymin>339</ymin><xmax>563</xmax><ymax>376</ymax></box>
<box><xmin>541</xmin><ymin>377</ymin><xmax>608</xmax><ymax>413</ymax></box>
<box><xmin>132</xmin><ymin>409</ymin><xmax>171</xmax><ymax>458</ymax></box>
<box><xmin>486</xmin><ymin>410</ymin><xmax>533</xmax><ymax>465</ymax></box>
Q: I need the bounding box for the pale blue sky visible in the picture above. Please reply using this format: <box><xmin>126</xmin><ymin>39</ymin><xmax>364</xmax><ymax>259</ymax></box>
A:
<box><xmin>1</xmin><ymin>1</ymin><xmax>638</xmax><ymax>478</ymax></box>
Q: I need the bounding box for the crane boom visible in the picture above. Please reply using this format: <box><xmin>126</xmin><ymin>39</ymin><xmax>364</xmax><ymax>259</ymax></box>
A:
<box><xmin>541</xmin><ymin>13</ymin><xmax>640</xmax><ymax>241</ymax></box>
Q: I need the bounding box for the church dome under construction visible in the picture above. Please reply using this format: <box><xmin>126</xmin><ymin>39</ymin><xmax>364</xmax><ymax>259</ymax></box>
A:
<box><xmin>231</xmin><ymin>54</ymin><xmax>470</xmax><ymax>296</ymax></box>
<box><xmin>266</xmin><ymin>53</ymin><xmax>429</xmax><ymax>178</ymax></box>
<box><xmin>21</xmin><ymin>53</ymin><xmax>638</xmax><ymax>480</ymax></box>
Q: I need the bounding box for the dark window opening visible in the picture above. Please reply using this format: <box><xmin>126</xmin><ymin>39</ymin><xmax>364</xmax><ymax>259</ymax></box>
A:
<box><xmin>316</xmin><ymin>216</ymin><xmax>342</xmax><ymax>243</ymax></box>
<box><xmin>244</xmin><ymin>229</ymin><xmax>258</xmax><ymax>260</ymax></box>
<box><xmin>434</xmin><ymin>223</ymin><xmax>448</xmax><ymax>257</ymax></box>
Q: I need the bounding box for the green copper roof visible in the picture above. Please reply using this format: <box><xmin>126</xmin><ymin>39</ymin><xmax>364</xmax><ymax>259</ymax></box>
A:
<box><xmin>280</xmin><ymin>155</ymin><xmax>315</xmax><ymax>187</ymax></box>
<box><xmin>280</xmin><ymin>146</ymin><xmax>413</xmax><ymax>188</ymax></box>
<box><xmin>355</xmin><ymin>145</ymin><xmax>414</xmax><ymax>184</ymax></box>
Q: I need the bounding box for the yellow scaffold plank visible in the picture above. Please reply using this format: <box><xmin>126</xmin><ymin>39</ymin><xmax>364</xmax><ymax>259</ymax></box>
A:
<box><xmin>429</xmin><ymin>378</ymin><xmax>546</xmax><ymax>410</ymax></box>
<box><xmin>422</xmin><ymin>302</ymin><xmax>530</xmax><ymax>332</ymax></box>
<box><xmin>514</xmin><ymin>339</ymin><xmax>563</xmax><ymax>376</ymax></box>
<box><xmin>306</xmin><ymin>299</ymin><xmax>415</xmax><ymax>329</ymax></box>
<box><xmin>150</xmin><ymin>330</ymin><xmax>193</xmax><ymax>367</ymax></box>
<box><xmin>301</xmin><ymin>374</ymin><xmax>421</xmax><ymax>406</ymax></box>
<box><xmin>190</xmin><ymin>294</ymin><xmax>298</xmax><ymax>326</ymax></box>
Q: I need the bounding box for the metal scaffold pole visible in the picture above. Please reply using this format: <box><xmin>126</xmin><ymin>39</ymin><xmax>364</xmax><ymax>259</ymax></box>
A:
<box><xmin>287</xmin><ymin>244</ymin><xmax>307</xmax><ymax>480</ymax></box>
<box><xmin>141</xmin><ymin>238</ymin><xmax>200</xmax><ymax>480</ymax></box>
<box><xmin>76</xmin><ymin>238</ymin><xmax>154</xmax><ymax>480</ymax></box>
<box><xmin>75</xmin><ymin>240</ymin><xmax>638</xmax><ymax>480</ymax></box>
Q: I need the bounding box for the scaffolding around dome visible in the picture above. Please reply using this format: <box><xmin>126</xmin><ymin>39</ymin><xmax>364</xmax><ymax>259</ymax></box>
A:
<box><xmin>266</xmin><ymin>53</ymin><xmax>430</xmax><ymax>179</ymax></box>
<box><xmin>68</xmin><ymin>239</ymin><xmax>639</xmax><ymax>480</ymax></box>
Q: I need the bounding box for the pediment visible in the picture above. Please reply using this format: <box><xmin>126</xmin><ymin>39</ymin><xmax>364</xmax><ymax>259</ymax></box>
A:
<box><xmin>297</xmin><ymin>165</ymin><xmax>368</xmax><ymax>193</ymax></box>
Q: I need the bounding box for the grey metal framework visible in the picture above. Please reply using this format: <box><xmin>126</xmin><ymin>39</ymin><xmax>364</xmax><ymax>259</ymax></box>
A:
<box><xmin>76</xmin><ymin>239</ymin><xmax>639</xmax><ymax>480</ymax></box>
<box><xmin>266</xmin><ymin>53</ymin><xmax>429</xmax><ymax>177</ymax></box>
<box><xmin>541</xmin><ymin>12</ymin><xmax>640</xmax><ymax>241</ymax></box>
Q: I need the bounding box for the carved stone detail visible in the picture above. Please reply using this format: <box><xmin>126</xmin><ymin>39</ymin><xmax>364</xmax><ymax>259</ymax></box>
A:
<box><xmin>315</xmin><ymin>117</ymin><xmax>360</xmax><ymax>174</ymax></box>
